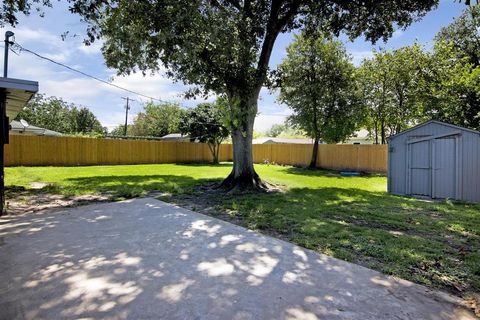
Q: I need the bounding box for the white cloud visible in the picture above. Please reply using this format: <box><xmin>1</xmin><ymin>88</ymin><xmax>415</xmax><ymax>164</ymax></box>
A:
<box><xmin>11</xmin><ymin>27</ymin><xmax>61</xmax><ymax>45</ymax></box>
<box><xmin>110</xmin><ymin>72</ymin><xmax>183</xmax><ymax>101</ymax></box>
<box><xmin>41</xmin><ymin>78</ymin><xmax>111</xmax><ymax>101</ymax></box>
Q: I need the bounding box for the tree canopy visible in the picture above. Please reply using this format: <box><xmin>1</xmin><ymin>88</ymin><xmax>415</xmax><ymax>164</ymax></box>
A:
<box><xmin>357</xmin><ymin>45</ymin><xmax>427</xmax><ymax>143</ymax></box>
<box><xmin>435</xmin><ymin>5</ymin><xmax>480</xmax><ymax>66</ymax></box>
<box><xmin>125</xmin><ymin>102</ymin><xmax>185</xmax><ymax>137</ymax></box>
<box><xmin>420</xmin><ymin>41</ymin><xmax>480</xmax><ymax>130</ymax></box>
<box><xmin>15</xmin><ymin>94</ymin><xmax>105</xmax><ymax>135</ymax></box>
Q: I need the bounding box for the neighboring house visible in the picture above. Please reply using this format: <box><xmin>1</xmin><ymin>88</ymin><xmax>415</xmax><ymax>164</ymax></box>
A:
<box><xmin>388</xmin><ymin>120</ymin><xmax>480</xmax><ymax>203</ymax></box>
<box><xmin>10</xmin><ymin>120</ymin><xmax>63</xmax><ymax>136</ymax></box>
<box><xmin>159</xmin><ymin>133</ymin><xmax>190</xmax><ymax>142</ymax></box>
<box><xmin>343</xmin><ymin>129</ymin><xmax>374</xmax><ymax>144</ymax></box>
<box><xmin>252</xmin><ymin>137</ymin><xmax>317</xmax><ymax>144</ymax></box>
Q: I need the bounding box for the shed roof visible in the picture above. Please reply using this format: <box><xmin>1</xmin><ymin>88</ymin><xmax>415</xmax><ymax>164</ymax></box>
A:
<box><xmin>388</xmin><ymin>120</ymin><xmax>480</xmax><ymax>141</ymax></box>
<box><xmin>0</xmin><ymin>77</ymin><xmax>39</xmax><ymax>121</ymax></box>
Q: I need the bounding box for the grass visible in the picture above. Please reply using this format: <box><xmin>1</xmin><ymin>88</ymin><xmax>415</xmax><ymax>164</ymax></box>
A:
<box><xmin>6</xmin><ymin>163</ymin><xmax>480</xmax><ymax>299</ymax></box>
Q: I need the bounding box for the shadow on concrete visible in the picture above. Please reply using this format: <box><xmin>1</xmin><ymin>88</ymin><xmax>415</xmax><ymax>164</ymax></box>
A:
<box><xmin>0</xmin><ymin>198</ymin><xmax>473</xmax><ymax>319</ymax></box>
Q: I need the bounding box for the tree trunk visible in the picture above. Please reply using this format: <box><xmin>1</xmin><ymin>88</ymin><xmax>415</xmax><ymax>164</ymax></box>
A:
<box><xmin>381</xmin><ymin>119</ymin><xmax>386</xmax><ymax>145</ymax></box>
<box><xmin>217</xmin><ymin>94</ymin><xmax>268</xmax><ymax>192</ymax></box>
<box><xmin>207</xmin><ymin>143</ymin><xmax>218</xmax><ymax>165</ymax></box>
<box><xmin>214</xmin><ymin>142</ymin><xmax>220</xmax><ymax>165</ymax></box>
<box><xmin>210</xmin><ymin>143</ymin><xmax>219</xmax><ymax>165</ymax></box>
<box><xmin>309</xmin><ymin>136</ymin><xmax>320</xmax><ymax>168</ymax></box>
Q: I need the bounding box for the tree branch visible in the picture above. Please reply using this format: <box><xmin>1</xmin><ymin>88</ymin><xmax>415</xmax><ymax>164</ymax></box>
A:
<box><xmin>255</xmin><ymin>0</ymin><xmax>300</xmax><ymax>88</ymax></box>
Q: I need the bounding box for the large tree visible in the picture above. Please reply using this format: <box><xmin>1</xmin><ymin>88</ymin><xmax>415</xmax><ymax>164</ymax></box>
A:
<box><xmin>357</xmin><ymin>45</ymin><xmax>427</xmax><ymax>143</ymax></box>
<box><xmin>426</xmin><ymin>6</ymin><xmax>480</xmax><ymax>130</ymax></box>
<box><xmin>277</xmin><ymin>32</ymin><xmax>362</xmax><ymax>167</ymax></box>
<box><xmin>2</xmin><ymin>0</ymin><xmax>451</xmax><ymax>190</ymax></box>
<box><xmin>435</xmin><ymin>5</ymin><xmax>480</xmax><ymax>67</ymax></box>
<box><xmin>419</xmin><ymin>41</ymin><xmax>480</xmax><ymax>130</ymax></box>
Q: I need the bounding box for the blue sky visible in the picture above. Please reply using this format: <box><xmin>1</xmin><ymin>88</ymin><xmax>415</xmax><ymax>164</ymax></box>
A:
<box><xmin>0</xmin><ymin>1</ymin><xmax>467</xmax><ymax>132</ymax></box>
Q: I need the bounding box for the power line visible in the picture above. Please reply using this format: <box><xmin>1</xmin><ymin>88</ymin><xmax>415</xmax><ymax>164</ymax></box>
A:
<box><xmin>8</xmin><ymin>42</ymin><xmax>289</xmax><ymax>131</ymax></box>
<box><xmin>8</xmin><ymin>42</ymin><xmax>290</xmax><ymax>116</ymax></box>
<box><xmin>11</xmin><ymin>41</ymin><xmax>166</xmax><ymax>103</ymax></box>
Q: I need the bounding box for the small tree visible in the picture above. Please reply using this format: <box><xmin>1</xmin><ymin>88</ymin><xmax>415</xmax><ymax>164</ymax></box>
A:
<box><xmin>277</xmin><ymin>32</ymin><xmax>362</xmax><ymax>168</ymax></box>
<box><xmin>179</xmin><ymin>102</ymin><xmax>229</xmax><ymax>164</ymax></box>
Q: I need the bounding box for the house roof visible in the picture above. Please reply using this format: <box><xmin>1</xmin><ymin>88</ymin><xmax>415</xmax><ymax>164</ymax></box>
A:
<box><xmin>388</xmin><ymin>120</ymin><xmax>480</xmax><ymax>141</ymax></box>
<box><xmin>252</xmin><ymin>137</ymin><xmax>315</xmax><ymax>144</ymax></box>
<box><xmin>160</xmin><ymin>133</ymin><xmax>189</xmax><ymax>139</ymax></box>
<box><xmin>0</xmin><ymin>77</ymin><xmax>39</xmax><ymax>121</ymax></box>
<box><xmin>10</xmin><ymin>120</ymin><xmax>63</xmax><ymax>136</ymax></box>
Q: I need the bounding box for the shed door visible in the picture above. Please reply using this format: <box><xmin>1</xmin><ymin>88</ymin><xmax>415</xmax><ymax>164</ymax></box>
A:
<box><xmin>410</xmin><ymin>140</ymin><xmax>431</xmax><ymax>196</ymax></box>
<box><xmin>433</xmin><ymin>137</ymin><xmax>456</xmax><ymax>199</ymax></box>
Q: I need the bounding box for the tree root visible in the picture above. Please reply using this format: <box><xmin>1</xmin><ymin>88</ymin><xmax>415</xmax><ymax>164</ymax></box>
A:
<box><xmin>212</xmin><ymin>171</ymin><xmax>279</xmax><ymax>194</ymax></box>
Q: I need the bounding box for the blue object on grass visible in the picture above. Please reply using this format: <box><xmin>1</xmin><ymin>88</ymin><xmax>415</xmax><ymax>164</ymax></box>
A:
<box><xmin>340</xmin><ymin>171</ymin><xmax>361</xmax><ymax>177</ymax></box>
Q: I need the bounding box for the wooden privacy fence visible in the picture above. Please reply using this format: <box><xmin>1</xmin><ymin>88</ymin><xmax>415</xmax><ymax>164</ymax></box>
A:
<box><xmin>5</xmin><ymin>135</ymin><xmax>387</xmax><ymax>172</ymax></box>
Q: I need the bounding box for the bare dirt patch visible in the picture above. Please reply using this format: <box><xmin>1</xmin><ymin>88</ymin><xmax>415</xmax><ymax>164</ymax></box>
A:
<box><xmin>5</xmin><ymin>188</ymin><xmax>111</xmax><ymax>215</ymax></box>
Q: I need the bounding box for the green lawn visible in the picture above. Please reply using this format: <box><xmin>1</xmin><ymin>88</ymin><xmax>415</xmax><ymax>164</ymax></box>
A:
<box><xmin>6</xmin><ymin>163</ymin><xmax>480</xmax><ymax>300</ymax></box>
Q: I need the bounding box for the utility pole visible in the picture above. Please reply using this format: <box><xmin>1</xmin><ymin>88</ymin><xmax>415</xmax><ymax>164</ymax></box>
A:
<box><xmin>122</xmin><ymin>97</ymin><xmax>130</xmax><ymax>136</ymax></box>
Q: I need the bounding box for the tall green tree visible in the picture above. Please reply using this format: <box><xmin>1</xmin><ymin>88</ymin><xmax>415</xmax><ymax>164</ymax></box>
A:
<box><xmin>277</xmin><ymin>33</ymin><xmax>363</xmax><ymax>168</ymax></box>
<box><xmin>357</xmin><ymin>45</ymin><xmax>427</xmax><ymax>143</ymax></box>
<box><xmin>435</xmin><ymin>5</ymin><xmax>480</xmax><ymax>66</ymax></box>
<box><xmin>2</xmin><ymin>0</ymin><xmax>451</xmax><ymax>190</ymax></box>
<box><xmin>179</xmin><ymin>102</ymin><xmax>229</xmax><ymax>164</ymax></box>
<box><xmin>357</xmin><ymin>52</ymin><xmax>393</xmax><ymax>144</ymax></box>
<box><xmin>15</xmin><ymin>94</ymin><xmax>104</xmax><ymax>135</ymax></box>
<box><xmin>425</xmin><ymin>6</ymin><xmax>480</xmax><ymax>130</ymax></box>
<box><xmin>129</xmin><ymin>102</ymin><xmax>185</xmax><ymax>137</ymax></box>
<box><xmin>419</xmin><ymin>41</ymin><xmax>480</xmax><ymax>130</ymax></box>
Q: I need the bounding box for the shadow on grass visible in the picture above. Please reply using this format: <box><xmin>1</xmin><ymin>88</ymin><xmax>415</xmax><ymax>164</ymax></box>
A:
<box><xmin>282</xmin><ymin>166</ymin><xmax>386</xmax><ymax>178</ymax></box>
<box><xmin>172</xmin><ymin>162</ymin><xmax>233</xmax><ymax>168</ymax></box>
<box><xmin>201</xmin><ymin>186</ymin><xmax>480</xmax><ymax>295</ymax></box>
<box><xmin>64</xmin><ymin>174</ymin><xmax>222</xmax><ymax>198</ymax></box>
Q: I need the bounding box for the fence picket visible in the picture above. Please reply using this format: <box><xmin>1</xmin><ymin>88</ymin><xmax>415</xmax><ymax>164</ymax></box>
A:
<box><xmin>5</xmin><ymin>135</ymin><xmax>387</xmax><ymax>172</ymax></box>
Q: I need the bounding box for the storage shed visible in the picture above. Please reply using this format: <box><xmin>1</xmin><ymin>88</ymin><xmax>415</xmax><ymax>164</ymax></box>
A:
<box><xmin>388</xmin><ymin>120</ymin><xmax>480</xmax><ymax>203</ymax></box>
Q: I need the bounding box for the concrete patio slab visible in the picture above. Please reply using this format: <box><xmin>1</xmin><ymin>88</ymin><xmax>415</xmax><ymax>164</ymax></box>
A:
<box><xmin>0</xmin><ymin>198</ymin><xmax>475</xmax><ymax>320</ymax></box>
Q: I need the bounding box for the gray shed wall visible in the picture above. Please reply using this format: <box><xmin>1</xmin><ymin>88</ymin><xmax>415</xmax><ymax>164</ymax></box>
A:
<box><xmin>388</xmin><ymin>121</ymin><xmax>480</xmax><ymax>203</ymax></box>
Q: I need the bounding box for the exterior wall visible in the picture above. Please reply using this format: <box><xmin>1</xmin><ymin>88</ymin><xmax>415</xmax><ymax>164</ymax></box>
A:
<box><xmin>461</xmin><ymin>130</ymin><xmax>480</xmax><ymax>202</ymax></box>
<box><xmin>388</xmin><ymin>121</ymin><xmax>480</xmax><ymax>202</ymax></box>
